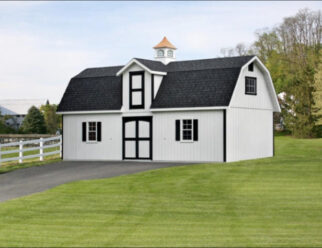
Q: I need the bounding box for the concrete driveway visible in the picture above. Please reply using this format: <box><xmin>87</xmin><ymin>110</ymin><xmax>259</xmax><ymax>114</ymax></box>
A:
<box><xmin>0</xmin><ymin>161</ymin><xmax>190</xmax><ymax>203</ymax></box>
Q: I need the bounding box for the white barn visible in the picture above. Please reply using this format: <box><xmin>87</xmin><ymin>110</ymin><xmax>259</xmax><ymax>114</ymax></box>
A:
<box><xmin>57</xmin><ymin>37</ymin><xmax>280</xmax><ymax>163</ymax></box>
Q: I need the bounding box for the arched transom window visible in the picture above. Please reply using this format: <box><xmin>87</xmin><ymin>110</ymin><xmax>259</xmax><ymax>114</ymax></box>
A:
<box><xmin>157</xmin><ymin>49</ymin><xmax>164</xmax><ymax>57</ymax></box>
<box><xmin>167</xmin><ymin>50</ymin><xmax>173</xmax><ymax>57</ymax></box>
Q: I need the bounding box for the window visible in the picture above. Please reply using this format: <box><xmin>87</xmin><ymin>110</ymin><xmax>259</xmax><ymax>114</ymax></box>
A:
<box><xmin>82</xmin><ymin>122</ymin><xmax>101</xmax><ymax>142</ymax></box>
<box><xmin>182</xmin><ymin>120</ymin><xmax>193</xmax><ymax>141</ymax></box>
<box><xmin>175</xmin><ymin>119</ymin><xmax>198</xmax><ymax>142</ymax></box>
<box><xmin>167</xmin><ymin>50</ymin><xmax>173</xmax><ymax>57</ymax></box>
<box><xmin>157</xmin><ymin>49</ymin><xmax>164</xmax><ymax>57</ymax></box>
<box><xmin>248</xmin><ymin>62</ymin><xmax>254</xmax><ymax>71</ymax></box>
<box><xmin>130</xmin><ymin>71</ymin><xmax>145</xmax><ymax>109</ymax></box>
<box><xmin>88</xmin><ymin>122</ymin><xmax>97</xmax><ymax>141</ymax></box>
<box><xmin>245</xmin><ymin>77</ymin><xmax>257</xmax><ymax>95</ymax></box>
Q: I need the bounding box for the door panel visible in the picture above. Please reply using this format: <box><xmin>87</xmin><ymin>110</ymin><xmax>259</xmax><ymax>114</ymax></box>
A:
<box><xmin>139</xmin><ymin>141</ymin><xmax>150</xmax><ymax>158</ymax></box>
<box><xmin>125</xmin><ymin>141</ymin><xmax>136</xmax><ymax>158</ymax></box>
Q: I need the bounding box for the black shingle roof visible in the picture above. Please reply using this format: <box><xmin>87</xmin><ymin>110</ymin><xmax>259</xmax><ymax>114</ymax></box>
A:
<box><xmin>57</xmin><ymin>76</ymin><xmax>122</xmax><ymax>112</ymax></box>
<box><xmin>57</xmin><ymin>55</ymin><xmax>255</xmax><ymax>112</ymax></box>
<box><xmin>75</xmin><ymin>66</ymin><xmax>123</xmax><ymax>78</ymax></box>
<box><xmin>166</xmin><ymin>56</ymin><xmax>254</xmax><ymax>72</ymax></box>
<box><xmin>151</xmin><ymin>68</ymin><xmax>241</xmax><ymax>108</ymax></box>
<box><xmin>135</xmin><ymin>58</ymin><xmax>167</xmax><ymax>72</ymax></box>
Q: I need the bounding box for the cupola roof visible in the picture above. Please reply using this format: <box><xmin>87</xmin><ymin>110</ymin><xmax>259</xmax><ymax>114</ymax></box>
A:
<box><xmin>153</xmin><ymin>37</ymin><xmax>177</xmax><ymax>49</ymax></box>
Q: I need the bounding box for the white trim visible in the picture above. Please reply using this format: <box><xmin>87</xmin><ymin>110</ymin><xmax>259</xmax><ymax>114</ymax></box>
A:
<box><xmin>56</xmin><ymin>110</ymin><xmax>121</xmax><ymax>115</ymax></box>
<box><xmin>151</xmin><ymin>106</ymin><xmax>227</xmax><ymax>112</ymax></box>
<box><xmin>229</xmin><ymin>56</ymin><xmax>281</xmax><ymax>112</ymax></box>
<box><xmin>116</xmin><ymin>58</ymin><xmax>167</xmax><ymax>76</ymax></box>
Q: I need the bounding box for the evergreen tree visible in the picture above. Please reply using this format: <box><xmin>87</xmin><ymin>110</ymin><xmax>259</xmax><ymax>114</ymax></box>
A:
<box><xmin>20</xmin><ymin>106</ymin><xmax>47</xmax><ymax>134</ymax></box>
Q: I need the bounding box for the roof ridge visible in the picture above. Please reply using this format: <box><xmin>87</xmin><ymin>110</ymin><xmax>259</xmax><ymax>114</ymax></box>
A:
<box><xmin>134</xmin><ymin>58</ymin><xmax>164</xmax><ymax>63</ymax></box>
<box><xmin>74</xmin><ymin>75</ymin><xmax>121</xmax><ymax>79</ymax></box>
<box><xmin>168</xmin><ymin>55</ymin><xmax>255</xmax><ymax>64</ymax></box>
<box><xmin>82</xmin><ymin>65</ymin><xmax>124</xmax><ymax>70</ymax></box>
<box><xmin>166</xmin><ymin>67</ymin><xmax>241</xmax><ymax>74</ymax></box>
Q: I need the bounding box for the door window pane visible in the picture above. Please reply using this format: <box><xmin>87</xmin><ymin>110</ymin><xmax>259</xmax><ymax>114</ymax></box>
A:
<box><xmin>125</xmin><ymin>121</ymin><xmax>136</xmax><ymax>138</ymax></box>
<box><xmin>138</xmin><ymin>121</ymin><xmax>150</xmax><ymax>138</ymax></box>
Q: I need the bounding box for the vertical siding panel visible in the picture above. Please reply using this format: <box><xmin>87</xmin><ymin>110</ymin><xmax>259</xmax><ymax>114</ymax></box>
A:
<box><xmin>63</xmin><ymin>114</ymin><xmax>122</xmax><ymax>160</ymax></box>
<box><xmin>227</xmin><ymin>108</ymin><xmax>273</xmax><ymax>162</ymax></box>
<box><xmin>153</xmin><ymin>110</ymin><xmax>223</xmax><ymax>162</ymax></box>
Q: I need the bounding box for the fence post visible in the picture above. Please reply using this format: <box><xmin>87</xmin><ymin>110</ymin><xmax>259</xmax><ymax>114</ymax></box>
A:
<box><xmin>40</xmin><ymin>138</ymin><xmax>44</xmax><ymax>161</ymax></box>
<box><xmin>59</xmin><ymin>135</ymin><xmax>62</xmax><ymax>158</ymax></box>
<box><xmin>19</xmin><ymin>140</ymin><xmax>23</xmax><ymax>164</ymax></box>
<box><xmin>0</xmin><ymin>143</ymin><xmax>2</xmax><ymax>167</ymax></box>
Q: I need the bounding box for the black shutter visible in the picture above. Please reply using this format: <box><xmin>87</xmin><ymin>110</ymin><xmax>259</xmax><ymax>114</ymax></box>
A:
<box><xmin>82</xmin><ymin>122</ymin><xmax>86</xmax><ymax>142</ymax></box>
<box><xmin>97</xmin><ymin>122</ymin><xmax>102</xmax><ymax>142</ymax></box>
<box><xmin>193</xmin><ymin>119</ymin><xmax>198</xmax><ymax>141</ymax></box>
<box><xmin>175</xmin><ymin>120</ymin><xmax>180</xmax><ymax>141</ymax></box>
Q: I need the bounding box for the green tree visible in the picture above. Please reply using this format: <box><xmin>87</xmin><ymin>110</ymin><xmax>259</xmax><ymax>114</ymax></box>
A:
<box><xmin>20</xmin><ymin>106</ymin><xmax>47</xmax><ymax>134</ymax></box>
<box><xmin>40</xmin><ymin>102</ymin><xmax>61</xmax><ymax>134</ymax></box>
<box><xmin>0</xmin><ymin>110</ymin><xmax>16</xmax><ymax>134</ymax></box>
<box><xmin>248</xmin><ymin>9</ymin><xmax>321</xmax><ymax>137</ymax></box>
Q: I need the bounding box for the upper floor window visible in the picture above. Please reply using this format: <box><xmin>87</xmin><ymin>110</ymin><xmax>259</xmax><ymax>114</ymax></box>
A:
<box><xmin>248</xmin><ymin>62</ymin><xmax>254</xmax><ymax>71</ymax></box>
<box><xmin>157</xmin><ymin>49</ymin><xmax>164</xmax><ymax>57</ymax></box>
<box><xmin>129</xmin><ymin>71</ymin><xmax>145</xmax><ymax>109</ymax></box>
<box><xmin>245</xmin><ymin>77</ymin><xmax>257</xmax><ymax>95</ymax></box>
<box><xmin>167</xmin><ymin>50</ymin><xmax>173</xmax><ymax>57</ymax></box>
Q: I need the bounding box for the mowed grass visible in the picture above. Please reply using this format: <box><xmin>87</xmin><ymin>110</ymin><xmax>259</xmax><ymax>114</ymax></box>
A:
<box><xmin>0</xmin><ymin>137</ymin><xmax>321</xmax><ymax>247</ymax></box>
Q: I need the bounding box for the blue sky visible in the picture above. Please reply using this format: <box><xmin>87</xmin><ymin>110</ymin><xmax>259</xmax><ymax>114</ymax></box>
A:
<box><xmin>0</xmin><ymin>1</ymin><xmax>321</xmax><ymax>103</ymax></box>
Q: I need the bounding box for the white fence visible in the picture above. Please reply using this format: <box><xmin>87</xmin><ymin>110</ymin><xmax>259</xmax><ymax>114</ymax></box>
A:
<box><xmin>0</xmin><ymin>136</ymin><xmax>62</xmax><ymax>166</ymax></box>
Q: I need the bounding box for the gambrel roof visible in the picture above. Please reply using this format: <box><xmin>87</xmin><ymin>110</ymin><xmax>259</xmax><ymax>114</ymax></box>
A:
<box><xmin>57</xmin><ymin>55</ymin><xmax>255</xmax><ymax>112</ymax></box>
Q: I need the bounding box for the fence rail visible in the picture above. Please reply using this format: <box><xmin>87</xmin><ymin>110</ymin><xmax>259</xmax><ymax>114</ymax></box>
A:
<box><xmin>0</xmin><ymin>136</ymin><xmax>62</xmax><ymax>166</ymax></box>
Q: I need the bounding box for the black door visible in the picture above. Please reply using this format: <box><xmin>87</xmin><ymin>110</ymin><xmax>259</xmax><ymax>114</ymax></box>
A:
<box><xmin>123</xmin><ymin>116</ymin><xmax>152</xmax><ymax>160</ymax></box>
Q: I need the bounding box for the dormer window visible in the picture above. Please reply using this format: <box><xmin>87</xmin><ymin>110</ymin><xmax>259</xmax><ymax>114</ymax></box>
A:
<box><xmin>129</xmin><ymin>71</ymin><xmax>145</xmax><ymax>109</ymax></box>
<box><xmin>157</xmin><ymin>49</ymin><xmax>164</xmax><ymax>57</ymax></box>
<box><xmin>167</xmin><ymin>50</ymin><xmax>173</xmax><ymax>57</ymax></box>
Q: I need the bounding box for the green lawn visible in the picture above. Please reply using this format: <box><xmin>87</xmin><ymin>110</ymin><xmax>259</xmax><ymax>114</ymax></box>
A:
<box><xmin>0</xmin><ymin>136</ymin><xmax>321</xmax><ymax>247</ymax></box>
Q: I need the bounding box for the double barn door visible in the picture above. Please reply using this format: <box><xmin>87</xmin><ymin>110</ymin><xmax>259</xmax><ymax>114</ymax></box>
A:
<box><xmin>123</xmin><ymin>117</ymin><xmax>152</xmax><ymax>160</ymax></box>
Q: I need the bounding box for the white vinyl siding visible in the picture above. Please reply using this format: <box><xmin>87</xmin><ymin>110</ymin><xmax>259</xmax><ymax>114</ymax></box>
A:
<box><xmin>230</xmin><ymin>62</ymin><xmax>274</xmax><ymax>110</ymax></box>
<box><xmin>153</xmin><ymin>110</ymin><xmax>224</xmax><ymax>162</ymax></box>
<box><xmin>63</xmin><ymin>114</ymin><xmax>122</xmax><ymax>161</ymax></box>
<box><xmin>226</xmin><ymin>108</ymin><xmax>273</xmax><ymax>162</ymax></box>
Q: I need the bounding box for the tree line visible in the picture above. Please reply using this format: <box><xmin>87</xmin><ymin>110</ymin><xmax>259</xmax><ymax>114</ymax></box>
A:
<box><xmin>221</xmin><ymin>8</ymin><xmax>321</xmax><ymax>138</ymax></box>
<box><xmin>0</xmin><ymin>101</ymin><xmax>62</xmax><ymax>135</ymax></box>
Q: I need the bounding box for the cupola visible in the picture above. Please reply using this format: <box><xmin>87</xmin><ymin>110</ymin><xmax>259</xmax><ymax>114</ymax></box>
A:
<box><xmin>153</xmin><ymin>37</ymin><xmax>177</xmax><ymax>65</ymax></box>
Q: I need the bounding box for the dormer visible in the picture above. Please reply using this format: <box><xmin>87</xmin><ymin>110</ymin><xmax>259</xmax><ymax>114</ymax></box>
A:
<box><xmin>153</xmin><ymin>37</ymin><xmax>177</xmax><ymax>65</ymax></box>
<box><xmin>116</xmin><ymin>58</ymin><xmax>166</xmax><ymax>112</ymax></box>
